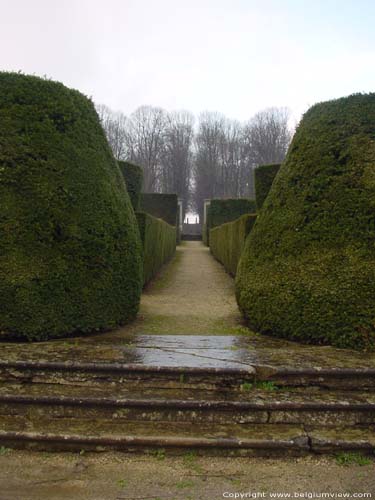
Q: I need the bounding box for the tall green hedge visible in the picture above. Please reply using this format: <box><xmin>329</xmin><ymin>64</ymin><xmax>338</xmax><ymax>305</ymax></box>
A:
<box><xmin>176</xmin><ymin>202</ymin><xmax>181</xmax><ymax>244</ymax></box>
<box><xmin>236</xmin><ymin>93</ymin><xmax>375</xmax><ymax>350</ymax></box>
<box><xmin>136</xmin><ymin>212</ymin><xmax>176</xmax><ymax>285</ymax></box>
<box><xmin>255</xmin><ymin>163</ymin><xmax>281</xmax><ymax>209</ymax></box>
<box><xmin>118</xmin><ymin>161</ymin><xmax>143</xmax><ymax>211</ymax></box>
<box><xmin>0</xmin><ymin>72</ymin><xmax>143</xmax><ymax>341</ymax></box>
<box><xmin>210</xmin><ymin>214</ymin><xmax>257</xmax><ymax>276</ymax></box>
<box><xmin>202</xmin><ymin>224</ymin><xmax>208</xmax><ymax>246</ymax></box>
<box><xmin>140</xmin><ymin>193</ymin><xmax>178</xmax><ymax>226</ymax></box>
<box><xmin>205</xmin><ymin>198</ymin><xmax>256</xmax><ymax>245</ymax></box>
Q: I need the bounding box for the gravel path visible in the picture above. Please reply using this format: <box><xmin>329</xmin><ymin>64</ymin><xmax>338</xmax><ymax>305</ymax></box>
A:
<box><xmin>134</xmin><ymin>241</ymin><xmax>243</xmax><ymax>334</ymax></box>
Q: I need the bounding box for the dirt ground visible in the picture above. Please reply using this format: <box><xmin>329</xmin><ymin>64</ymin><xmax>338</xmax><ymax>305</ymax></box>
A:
<box><xmin>0</xmin><ymin>450</ymin><xmax>374</xmax><ymax>500</ymax></box>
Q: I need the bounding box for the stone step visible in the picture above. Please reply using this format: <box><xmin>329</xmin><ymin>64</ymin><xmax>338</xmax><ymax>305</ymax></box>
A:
<box><xmin>1</xmin><ymin>359</ymin><xmax>374</xmax><ymax>390</ymax></box>
<box><xmin>0</xmin><ymin>415</ymin><xmax>373</xmax><ymax>456</ymax></box>
<box><xmin>0</xmin><ymin>360</ymin><xmax>251</xmax><ymax>390</ymax></box>
<box><xmin>0</xmin><ymin>383</ymin><xmax>374</xmax><ymax>426</ymax></box>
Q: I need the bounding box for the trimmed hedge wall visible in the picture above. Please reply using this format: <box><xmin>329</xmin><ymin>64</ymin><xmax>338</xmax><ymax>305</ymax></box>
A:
<box><xmin>0</xmin><ymin>72</ymin><xmax>143</xmax><ymax>341</ymax></box>
<box><xmin>176</xmin><ymin>202</ymin><xmax>181</xmax><ymax>245</ymax></box>
<box><xmin>118</xmin><ymin>161</ymin><xmax>143</xmax><ymax>211</ymax></box>
<box><xmin>255</xmin><ymin>163</ymin><xmax>281</xmax><ymax>209</ymax></box>
<box><xmin>136</xmin><ymin>212</ymin><xmax>176</xmax><ymax>285</ymax></box>
<box><xmin>202</xmin><ymin>224</ymin><xmax>208</xmax><ymax>246</ymax></box>
<box><xmin>205</xmin><ymin>198</ymin><xmax>256</xmax><ymax>245</ymax></box>
<box><xmin>236</xmin><ymin>93</ymin><xmax>375</xmax><ymax>350</ymax></box>
<box><xmin>210</xmin><ymin>214</ymin><xmax>257</xmax><ymax>276</ymax></box>
<box><xmin>140</xmin><ymin>193</ymin><xmax>178</xmax><ymax>226</ymax></box>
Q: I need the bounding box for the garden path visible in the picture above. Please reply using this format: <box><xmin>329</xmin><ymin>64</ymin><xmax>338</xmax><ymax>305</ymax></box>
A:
<box><xmin>132</xmin><ymin>240</ymin><xmax>243</xmax><ymax>335</ymax></box>
<box><xmin>1</xmin><ymin>241</ymin><xmax>374</xmax><ymax>371</ymax></box>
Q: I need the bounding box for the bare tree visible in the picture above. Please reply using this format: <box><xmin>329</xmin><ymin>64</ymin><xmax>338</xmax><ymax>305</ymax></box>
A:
<box><xmin>160</xmin><ymin>111</ymin><xmax>194</xmax><ymax>217</ymax></box>
<box><xmin>218</xmin><ymin>119</ymin><xmax>253</xmax><ymax>198</ymax></box>
<box><xmin>96</xmin><ymin>104</ymin><xmax>128</xmax><ymax>160</ymax></box>
<box><xmin>125</xmin><ymin>106</ymin><xmax>167</xmax><ymax>192</ymax></box>
<box><xmin>193</xmin><ymin>112</ymin><xmax>227</xmax><ymax>219</ymax></box>
<box><xmin>243</xmin><ymin>107</ymin><xmax>292</xmax><ymax>166</ymax></box>
<box><xmin>193</xmin><ymin>115</ymin><xmax>254</xmax><ymax>217</ymax></box>
<box><xmin>97</xmin><ymin>102</ymin><xmax>293</xmax><ymax>217</ymax></box>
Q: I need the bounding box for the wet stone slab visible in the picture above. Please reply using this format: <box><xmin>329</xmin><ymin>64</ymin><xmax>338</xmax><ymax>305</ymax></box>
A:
<box><xmin>0</xmin><ymin>334</ymin><xmax>374</xmax><ymax>372</ymax></box>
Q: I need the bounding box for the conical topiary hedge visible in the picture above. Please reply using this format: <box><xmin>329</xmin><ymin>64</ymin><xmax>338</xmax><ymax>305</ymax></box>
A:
<box><xmin>118</xmin><ymin>161</ymin><xmax>143</xmax><ymax>211</ymax></box>
<box><xmin>236</xmin><ymin>93</ymin><xmax>375</xmax><ymax>349</ymax></box>
<box><xmin>0</xmin><ymin>72</ymin><xmax>143</xmax><ymax>341</ymax></box>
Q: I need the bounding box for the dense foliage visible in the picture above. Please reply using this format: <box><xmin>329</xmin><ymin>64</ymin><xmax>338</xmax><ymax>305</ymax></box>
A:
<box><xmin>136</xmin><ymin>212</ymin><xmax>176</xmax><ymax>285</ymax></box>
<box><xmin>236</xmin><ymin>93</ymin><xmax>375</xmax><ymax>350</ymax></box>
<box><xmin>204</xmin><ymin>198</ymin><xmax>257</xmax><ymax>245</ymax></box>
<box><xmin>140</xmin><ymin>193</ymin><xmax>178</xmax><ymax>226</ymax></box>
<box><xmin>254</xmin><ymin>163</ymin><xmax>281</xmax><ymax>209</ymax></box>
<box><xmin>210</xmin><ymin>214</ymin><xmax>257</xmax><ymax>276</ymax></box>
<box><xmin>118</xmin><ymin>160</ymin><xmax>143</xmax><ymax>211</ymax></box>
<box><xmin>202</xmin><ymin>223</ymin><xmax>208</xmax><ymax>246</ymax></box>
<box><xmin>0</xmin><ymin>72</ymin><xmax>143</xmax><ymax>340</ymax></box>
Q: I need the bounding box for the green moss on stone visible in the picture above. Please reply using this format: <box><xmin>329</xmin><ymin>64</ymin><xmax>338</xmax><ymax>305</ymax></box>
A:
<box><xmin>0</xmin><ymin>72</ymin><xmax>143</xmax><ymax>341</ymax></box>
<box><xmin>236</xmin><ymin>93</ymin><xmax>375</xmax><ymax>350</ymax></box>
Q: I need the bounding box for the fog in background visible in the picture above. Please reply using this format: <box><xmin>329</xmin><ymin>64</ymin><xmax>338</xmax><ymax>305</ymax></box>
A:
<box><xmin>1</xmin><ymin>0</ymin><xmax>374</xmax><ymax>216</ymax></box>
<box><xmin>1</xmin><ymin>0</ymin><xmax>374</xmax><ymax>123</ymax></box>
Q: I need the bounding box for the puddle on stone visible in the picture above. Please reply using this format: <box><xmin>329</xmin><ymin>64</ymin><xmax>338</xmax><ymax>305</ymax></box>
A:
<box><xmin>0</xmin><ymin>334</ymin><xmax>374</xmax><ymax>370</ymax></box>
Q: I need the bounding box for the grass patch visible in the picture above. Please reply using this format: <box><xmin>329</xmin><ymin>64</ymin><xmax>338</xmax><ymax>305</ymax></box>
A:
<box><xmin>229</xmin><ymin>478</ymin><xmax>242</xmax><ymax>487</ymax></box>
<box><xmin>240</xmin><ymin>381</ymin><xmax>280</xmax><ymax>392</ymax></box>
<box><xmin>256</xmin><ymin>381</ymin><xmax>279</xmax><ymax>391</ymax></box>
<box><xmin>117</xmin><ymin>479</ymin><xmax>128</xmax><ymax>488</ymax></box>
<box><xmin>240</xmin><ymin>382</ymin><xmax>253</xmax><ymax>392</ymax></box>
<box><xmin>335</xmin><ymin>452</ymin><xmax>373</xmax><ymax>466</ymax></box>
<box><xmin>183</xmin><ymin>451</ymin><xmax>203</xmax><ymax>474</ymax></box>
<box><xmin>150</xmin><ymin>448</ymin><xmax>166</xmax><ymax>461</ymax></box>
<box><xmin>176</xmin><ymin>479</ymin><xmax>194</xmax><ymax>489</ymax></box>
<box><xmin>211</xmin><ymin>321</ymin><xmax>257</xmax><ymax>336</ymax></box>
<box><xmin>229</xmin><ymin>345</ymin><xmax>240</xmax><ymax>351</ymax></box>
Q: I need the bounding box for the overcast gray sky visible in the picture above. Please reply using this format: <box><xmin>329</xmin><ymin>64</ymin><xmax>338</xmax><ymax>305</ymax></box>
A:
<box><xmin>1</xmin><ymin>0</ymin><xmax>374</xmax><ymax>122</ymax></box>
